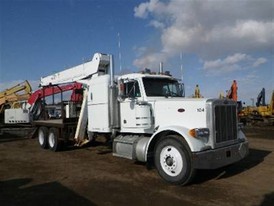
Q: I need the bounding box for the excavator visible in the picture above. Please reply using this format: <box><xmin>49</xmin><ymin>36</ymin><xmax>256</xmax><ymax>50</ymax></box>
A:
<box><xmin>0</xmin><ymin>80</ymin><xmax>32</xmax><ymax>116</ymax></box>
<box><xmin>226</xmin><ymin>80</ymin><xmax>243</xmax><ymax>113</ymax></box>
<box><xmin>238</xmin><ymin>88</ymin><xmax>274</xmax><ymax>126</ymax></box>
<box><xmin>255</xmin><ymin>89</ymin><xmax>274</xmax><ymax>119</ymax></box>
<box><xmin>224</xmin><ymin>80</ymin><xmax>253</xmax><ymax>125</ymax></box>
<box><xmin>226</xmin><ymin>80</ymin><xmax>238</xmax><ymax>101</ymax></box>
<box><xmin>256</xmin><ymin>88</ymin><xmax>266</xmax><ymax>107</ymax></box>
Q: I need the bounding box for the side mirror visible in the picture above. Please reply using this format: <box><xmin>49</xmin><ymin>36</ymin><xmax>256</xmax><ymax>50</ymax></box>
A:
<box><xmin>118</xmin><ymin>80</ymin><xmax>126</xmax><ymax>101</ymax></box>
<box><xmin>117</xmin><ymin>79</ymin><xmax>139</xmax><ymax>101</ymax></box>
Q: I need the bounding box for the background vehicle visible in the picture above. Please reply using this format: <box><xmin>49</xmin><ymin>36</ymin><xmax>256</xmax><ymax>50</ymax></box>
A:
<box><xmin>238</xmin><ymin>88</ymin><xmax>274</xmax><ymax>125</ymax></box>
<box><xmin>0</xmin><ymin>81</ymin><xmax>32</xmax><ymax>123</ymax></box>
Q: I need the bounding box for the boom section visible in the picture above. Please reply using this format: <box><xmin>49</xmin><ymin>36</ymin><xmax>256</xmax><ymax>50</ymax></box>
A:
<box><xmin>40</xmin><ymin>53</ymin><xmax>110</xmax><ymax>86</ymax></box>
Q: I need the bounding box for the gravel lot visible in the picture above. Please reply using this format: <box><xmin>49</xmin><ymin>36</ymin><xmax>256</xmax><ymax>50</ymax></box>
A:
<box><xmin>0</xmin><ymin>126</ymin><xmax>273</xmax><ymax>206</ymax></box>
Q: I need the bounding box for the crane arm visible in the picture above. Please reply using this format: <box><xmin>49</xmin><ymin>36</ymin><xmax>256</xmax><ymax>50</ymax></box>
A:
<box><xmin>227</xmin><ymin>80</ymin><xmax>238</xmax><ymax>101</ymax></box>
<box><xmin>40</xmin><ymin>53</ymin><xmax>110</xmax><ymax>86</ymax></box>
<box><xmin>27</xmin><ymin>83</ymin><xmax>82</xmax><ymax>110</ymax></box>
<box><xmin>256</xmin><ymin>88</ymin><xmax>266</xmax><ymax>107</ymax></box>
<box><xmin>0</xmin><ymin>80</ymin><xmax>31</xmax><ymax>98</ymax></box>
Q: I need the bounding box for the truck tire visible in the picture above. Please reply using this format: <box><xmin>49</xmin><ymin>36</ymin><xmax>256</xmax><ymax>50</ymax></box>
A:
<box><xmin>38</xmin><ymin>127</ymin><xmax>49</xmax><ymax>149</ymax></box>
<box><xmin>154</xmin><ymin>135</ymin><xmax>196</xmax><ymax>185</ymax></box>
<box><xmin>32</xmin><ymin>100</ymin><xmax>42</xmax><ymax>120</ymax></box>
<box><xmin>48</xmin><ymin>127</ymin><xmax>61</xmax><ymax>152</ymax></box>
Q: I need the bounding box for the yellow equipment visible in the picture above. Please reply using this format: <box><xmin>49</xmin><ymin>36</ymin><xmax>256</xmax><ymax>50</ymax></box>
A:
<box><xmin>257</xmin><ymin>90</ymin><xmax>274</xmax><ymax>117</ymax></box>
<box><xmin>0</xmin><ymin>81</ymin><xmax>32</xmax><ymax>114</ymax></box>
<box><xmin>193</xmin><ymin>84</ymin><xmax>203</xmax><ymax>98</ymax></box>
<box><xmin>239</xmin><ymin>90</ymin><xmax>274</xmax><ymax>125</ymax></box>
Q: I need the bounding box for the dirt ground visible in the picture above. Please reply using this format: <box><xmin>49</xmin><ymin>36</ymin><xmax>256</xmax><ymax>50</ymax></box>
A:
<box><xmin>0</xmin><ymin>126</ymin><xmax>273</xmax><ymax>206</ymax></box>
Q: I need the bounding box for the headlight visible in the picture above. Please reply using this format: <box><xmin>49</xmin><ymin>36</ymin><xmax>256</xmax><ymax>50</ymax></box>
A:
<box><xmin>189</xmin><ymin>128</ymin><xmax>210</xmax><ymax>143</ymax></box>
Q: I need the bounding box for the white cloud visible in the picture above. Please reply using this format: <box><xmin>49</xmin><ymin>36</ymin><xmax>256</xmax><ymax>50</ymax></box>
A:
<box><xmin>203</xmin><ymin>53</ymin><xmax>249</xmax><ymax>71</ymax></box>
<box><xmin>133</xmin><ymin>0</ymin><xmax>274</xmax><ymax>68</ymax></box>
<box><xmin>202</xmin><ymin>53</ymin><xmax>267</xmax><ymax>76</ymax></box>
<box><xmin>252</xmin><ymin>57</ymin><xmax>267</xmax><ymax>67</ymax></box>
<box><xmin>149</xmin><ymin>20</ymin><xmax>165</xmax><ymax>29</ymax></box>
<box><xmin>134</xmin><ymin>0</ymin><xmax>163</xmax><ymax>19</ymax></box>
<box><xmin>133</xmin><ymin>51</ymin><xmax>167</xmax><ymax>70</ymax></box>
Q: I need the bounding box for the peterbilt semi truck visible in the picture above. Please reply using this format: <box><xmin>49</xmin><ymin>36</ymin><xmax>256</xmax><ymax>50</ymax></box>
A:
<box><xmin>34</xmin><ymin>53</ymin><xmax>249</xmax><ymax>185</ymax></box>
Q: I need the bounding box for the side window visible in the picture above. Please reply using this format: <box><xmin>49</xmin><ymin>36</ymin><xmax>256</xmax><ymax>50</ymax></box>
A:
<box><xmin>168</xmin><ymin>83</ymin><xmax>177</xmax><ymax>96</ymax></box>
<box><xmin>125</xmin><ymin>81</ymin><xmax>141</xmax><ymax>98</ymax></box>
<box><xmin>162</xmin><ymin>85</ymin><xmax>169</xmax><ymax>96</ymax></box>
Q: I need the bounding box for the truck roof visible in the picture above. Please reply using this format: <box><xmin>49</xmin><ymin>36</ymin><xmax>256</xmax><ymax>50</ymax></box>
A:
<box><xmin>119</xmin><ymin>73</ymin><xmax>175</xmax><ymax>80</ymax></box>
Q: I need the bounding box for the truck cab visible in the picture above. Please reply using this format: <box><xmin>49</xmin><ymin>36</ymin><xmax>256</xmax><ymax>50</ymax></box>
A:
<box><xmin>87</xmin><ymin>69</ymin><xmax>248</xmax><ymax>185</ymax></box>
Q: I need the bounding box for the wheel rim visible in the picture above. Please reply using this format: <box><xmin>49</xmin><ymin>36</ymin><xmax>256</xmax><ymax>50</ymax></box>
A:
<box><xmin>38</xmin><ymin>130</ymin><xmax>44</xmax><ymax>145</ymax></box>
<box><xmin>160</xmin><ymin>145</ymin><xmax>183</xmax><ymax>177</ymax></box>
<box><xmin>48</xmin><ymin>132</ymin><xmax>55</xmax><ymax>148</ymax></box>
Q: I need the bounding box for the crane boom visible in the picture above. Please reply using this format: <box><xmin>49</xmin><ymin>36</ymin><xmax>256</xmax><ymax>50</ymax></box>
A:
<box><xmin>256</xmin><ymin>88</ymin><xmax>266</xmax><ymax>107</ymax></box>
<box><xmin>40</xmin><ymin>53</ymin><xmax>110</xmax><ymax>86</ymax></box>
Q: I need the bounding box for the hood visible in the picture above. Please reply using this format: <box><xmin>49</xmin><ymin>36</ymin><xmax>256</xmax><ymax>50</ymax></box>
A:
<box><xmin>150</xmin><ymin>98</ymin><xmax>208</xmax><ymax>129</ymax></box>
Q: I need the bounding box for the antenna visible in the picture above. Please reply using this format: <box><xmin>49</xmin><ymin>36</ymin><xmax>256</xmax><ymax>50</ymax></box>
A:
<box><xmin>180</xmin><ymin>52</ymin><xmax>183</xmax><ymax>82</ymax></box>
<box><xmin>117</xmin><ymin>32</ymin><xmax>122</xmax><ymax>72</ymax></box>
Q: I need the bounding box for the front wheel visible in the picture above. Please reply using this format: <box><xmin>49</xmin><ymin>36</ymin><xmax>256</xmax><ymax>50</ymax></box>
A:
<box><xmin>154</xmin><ymin>135</ymin><xmax>196</xmax><ymax>185</ymax></box>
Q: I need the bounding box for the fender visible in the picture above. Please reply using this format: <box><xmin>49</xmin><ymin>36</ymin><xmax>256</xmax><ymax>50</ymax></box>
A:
<box><xmin>145</xmin><ymin>125</ymin><xmax>207</xmax><ymax>162</ymax></box>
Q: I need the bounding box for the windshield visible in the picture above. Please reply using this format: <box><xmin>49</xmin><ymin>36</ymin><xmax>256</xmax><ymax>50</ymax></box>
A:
<box><xmin>142</xmin><ymin>77</ymin><xmax>183</xmax><ymax>97</ymax></box>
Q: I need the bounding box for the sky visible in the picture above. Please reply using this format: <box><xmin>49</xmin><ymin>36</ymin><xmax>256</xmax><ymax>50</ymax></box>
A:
<box><xmin>0</xmin><ymin>0</ymin><xmax>273</xmax><ymax>105</ymax></box>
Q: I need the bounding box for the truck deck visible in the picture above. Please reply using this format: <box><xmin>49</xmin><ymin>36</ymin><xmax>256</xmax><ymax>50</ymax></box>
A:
<box><xmin>32</xmin><ymin>118</ymin><xmax>78</xmax><ymax>128</ymax></box>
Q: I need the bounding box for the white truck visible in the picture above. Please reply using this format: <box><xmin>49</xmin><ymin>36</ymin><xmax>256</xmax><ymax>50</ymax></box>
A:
<box><xmin>34</xmin><ymin>53</ymin><xmax>248</xmax><ymax>185</ymax></box>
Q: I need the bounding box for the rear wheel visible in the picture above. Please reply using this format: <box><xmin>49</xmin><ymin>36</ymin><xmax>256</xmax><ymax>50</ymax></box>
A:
<box><xmin>48</xmin><ymin>127</ymin><xmax>61</xmax><ymax>152</ymax></box>
<box><xmin>154</xmin><ymin>135</ymin><xmax>196</xmax><ymax>185</ymax></box>
<box><xmin>38</xmin><ymin>127</ymin><xmax>48</xmax><ymax>149</ymax></box>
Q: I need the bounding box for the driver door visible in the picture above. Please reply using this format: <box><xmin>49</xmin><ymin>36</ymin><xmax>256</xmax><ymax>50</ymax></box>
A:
<box><xmin>119</xmin><ymin>80</ymin><xmax>142</xmax><ymax>132</ymax></box>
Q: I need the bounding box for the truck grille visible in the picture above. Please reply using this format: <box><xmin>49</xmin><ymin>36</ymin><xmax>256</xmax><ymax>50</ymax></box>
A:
<box><xmin>215</xmin><ymin>104</ymin><xmax>237</xmax><ymax>144</ymax></box>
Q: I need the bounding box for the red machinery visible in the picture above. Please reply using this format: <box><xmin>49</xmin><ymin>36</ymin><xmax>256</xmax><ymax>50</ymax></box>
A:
<box><xmin>27</xmin><ymin>82</ymin><xmax>83</xmax><ymax>120</ymax></box>
<box><xmin>227</xmin><ymin>80</ymin><xmax>238</xmax><ymax>101</ymax></box>
<box><xmin>28</xmin><ymin>83</ymin><xmax>82</xmax><ymax>107</ymax></box>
